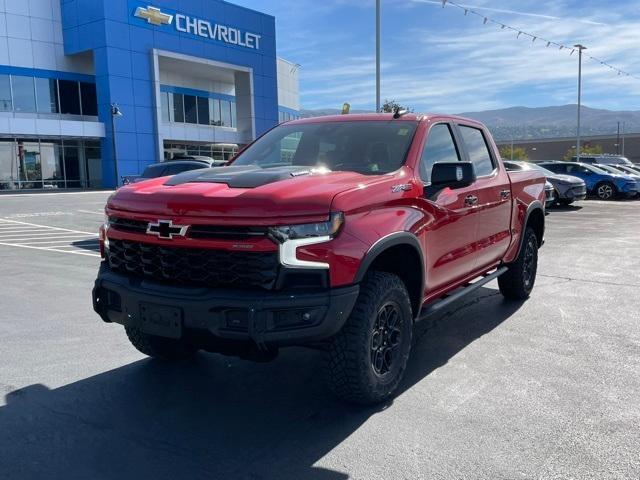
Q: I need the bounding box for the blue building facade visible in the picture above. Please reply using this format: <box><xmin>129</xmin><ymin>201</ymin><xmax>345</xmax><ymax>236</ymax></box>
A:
<box><xmin>0</xmin><ymin>0</ymin><xmax>299</xmax><ymax>189</ymax></box>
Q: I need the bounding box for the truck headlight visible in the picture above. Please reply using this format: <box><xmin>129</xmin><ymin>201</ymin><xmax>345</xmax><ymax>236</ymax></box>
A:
<box><xmin>269</xmin><ymin>212</ymin><xmax>344</xmax><ymax>243</ymax></box>
<box><xmin>270</xmin><ymin>213</ymin><xmax>344</xmax><ymax>269</ymax></box>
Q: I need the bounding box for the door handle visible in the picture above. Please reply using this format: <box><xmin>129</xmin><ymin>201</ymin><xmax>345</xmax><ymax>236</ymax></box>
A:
<box><xmin>500</xmin><ymin>189</ymin><xmax>511</xmax><ymax>199</ymax></box>
<box><xmin>464</xmin><ymin>195</ymin><xmax>478</xmax><ymax>206</ymax></box>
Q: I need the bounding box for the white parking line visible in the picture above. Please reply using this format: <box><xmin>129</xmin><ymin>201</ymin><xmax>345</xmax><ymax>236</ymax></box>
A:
<box><xmin>0</xmin><ymin>218</ymin><xmax>100</xmax><ymax>258</ymax></box>
<box><xmin>0</xmin><ymin>218</ymin><xmax>97</xmax><ymax>235</ymax></box>
<box><xmin>4</xmin><ymin>236</ymin><xmax>97</xmax><ymax>244</ymax></box>
<box><xmin>0</xmin><ymin>241</ymin><xmax>100</xmax><ymax>257</ymax></box>
<box><xmin>77</xmin><ymin>210</ymin><xmax>105</xmax><ymax>216</ymax></box>
<box><xmin>0</xmin><ymin>232</ymin><xmax>94</xmax><ymax>239</ymax></box>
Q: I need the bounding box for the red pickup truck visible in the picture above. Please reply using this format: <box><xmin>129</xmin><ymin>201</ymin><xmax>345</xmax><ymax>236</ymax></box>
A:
<box><xmin>93</xmin><ymin>113</ymin><xmax>546</xmax><ymax>404</ymax></box>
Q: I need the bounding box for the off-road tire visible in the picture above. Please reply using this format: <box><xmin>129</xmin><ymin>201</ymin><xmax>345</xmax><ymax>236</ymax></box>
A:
<box><xmin>498</xmin><ymin>227</ymin><xmax>538</xmax><ymax>300</ymax></box>
<box><xmin>324</xmin><ymin>271</ymin><xmax>413</xmax><ymax>405</ymax></box>
<box><xmin>125</xmin><ymin>327</ymin><xmax>198</xmax><ymax>360</ymax></box>
<box><xmin>594</xmin><ymin>181</ymin><xmax>616</xmax><ymax>200</ymax></box>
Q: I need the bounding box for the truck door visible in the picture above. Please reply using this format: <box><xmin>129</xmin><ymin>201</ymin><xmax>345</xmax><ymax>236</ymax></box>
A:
<box><xmin>415</xmin><ymin>122</ymin><xmax>480</xmax><ymax>293</ymax></box>
<box><xmin>456</xmin><ymin>124</ymin><xmax>513</xmax><ymax>271</ymax></box>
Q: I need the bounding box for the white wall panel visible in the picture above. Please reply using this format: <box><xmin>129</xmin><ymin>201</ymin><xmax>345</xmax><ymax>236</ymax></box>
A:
<box><xmin>6</xmin><ymin>13</ymin><xmax>31</xmax><ymax>39</ymax></box>
<box><xmin>28</xmin><ymin>0</ymin><xmax>53</xmax><ymax>20</ymax></box>
<box><xmin>5</xmin><ymin>0</ymin><xmax>29</xmax><ymax>16</ymax></box>
<box><xmin>8</xmin><ymin>37</ymin><xmax>34</xmax><ymax>67</ymax></box>
<box><xmin>30</xmin><ymin>17</ymin><xmax>55</xmax><ymax>43</ymax></box>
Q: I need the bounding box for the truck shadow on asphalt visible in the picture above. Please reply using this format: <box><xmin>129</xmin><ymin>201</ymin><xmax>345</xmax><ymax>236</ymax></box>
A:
<box><xmin>1</xmin><ymin>287</ymin><xmax>523</xmax><ymax>480</ymax></box>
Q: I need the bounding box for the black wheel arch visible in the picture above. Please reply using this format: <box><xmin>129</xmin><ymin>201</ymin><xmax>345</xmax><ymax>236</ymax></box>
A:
<box><xmin>515</xmin><ymin>201</ymin><xmax>545</xmax><ymax>259</ymax></box>
<box><xmin>354</xmin><ymin>232</ymin><xmax>425</xmax><ymax>318</ymax></box>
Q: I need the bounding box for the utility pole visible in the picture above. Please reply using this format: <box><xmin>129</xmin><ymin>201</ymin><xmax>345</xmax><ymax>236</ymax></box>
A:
<box><xmin>616</xmin><ymin>121</ymin><xmax>620</xmax><ymax>155</ymax></box>
<box><xmin>574</xmin><ymin>44</ymin><xmax>587</xmax><ymax>160</ymax></box>
<box><xmin>110</xmin><ymin>104</ymin><xmax>123</xmax><ymax>188</ymax></box>
<box><xmin>622</xmin><ymin>121</ymin><xmax>626</xmax><ymax>156</ymax></box>
<box><xmin>375</xmin><ymin>0</ymin><xmax>381</xmax><ymax>112</ymax></box>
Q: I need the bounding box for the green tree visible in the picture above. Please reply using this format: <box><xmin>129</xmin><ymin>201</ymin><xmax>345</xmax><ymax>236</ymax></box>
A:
<box><xmin>381</xmin><ymin>99</ymin><xmax>412</xmax><ymax>113</ymax></box>
<box><xmin>564</xmin><ymin>143</ymin><xmax>603</xmax><ymax>160</ymax></box>
<box><xmin>498</xmin><ymin>145</ymin><xmax>529</xmax><ymax>161</ymax></box>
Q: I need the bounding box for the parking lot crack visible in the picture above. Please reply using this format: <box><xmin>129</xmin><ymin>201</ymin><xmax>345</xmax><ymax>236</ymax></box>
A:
<box><xmin>539</xmin><ymin>274</ymin><xmax>640</xmax><ymax>288</ymax></box>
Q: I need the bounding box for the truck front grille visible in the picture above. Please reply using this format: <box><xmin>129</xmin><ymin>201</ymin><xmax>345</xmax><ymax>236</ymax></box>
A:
<box><xmin>107</xmin><ymin>239</ymin><xmax>279</xmax><ymax>290</ymax></box>
<box><xmin>108</xmin><ymin>217</ymin><xmax>269</xmax><ymax>241</ymax></box>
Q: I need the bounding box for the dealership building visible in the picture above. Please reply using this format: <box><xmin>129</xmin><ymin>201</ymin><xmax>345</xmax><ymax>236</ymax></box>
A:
<box><xmin>0</xmin><ymin>0</ymin><xmax>299</xmax><ymax>189</ymax></box>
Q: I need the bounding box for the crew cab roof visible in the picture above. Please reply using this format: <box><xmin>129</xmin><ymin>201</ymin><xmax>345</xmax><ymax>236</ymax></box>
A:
<box><xmin>285</xmin><ymin>113</ymin><xmax>485</xmax><ymax>126</ymax></box>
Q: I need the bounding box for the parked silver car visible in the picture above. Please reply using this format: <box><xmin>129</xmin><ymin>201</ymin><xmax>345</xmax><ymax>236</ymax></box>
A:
<box><xmin>504</xmin><ymin>161</ymin><xmax>587</xmax><ymax>206</ymax></box>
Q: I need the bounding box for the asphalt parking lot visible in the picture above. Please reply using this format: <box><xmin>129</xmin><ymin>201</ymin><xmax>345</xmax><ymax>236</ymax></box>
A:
<box><xmin>1</xmin><ymin>192</ymin><xmax>639</xmax><ymax>480</ymax></box>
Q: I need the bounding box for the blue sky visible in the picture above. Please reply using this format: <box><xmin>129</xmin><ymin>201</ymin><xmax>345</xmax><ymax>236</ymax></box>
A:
<box><xmin>232</xmin><ymin>0</ymin><xmax>640</xmax><ymax>113</ymax></box>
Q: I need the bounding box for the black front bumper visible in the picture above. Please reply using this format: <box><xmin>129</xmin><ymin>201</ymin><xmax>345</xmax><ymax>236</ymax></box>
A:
<box><xmin>92</xmin><ymin>264</ymin><xmax>359</xmax><ymax>347</ymax></box>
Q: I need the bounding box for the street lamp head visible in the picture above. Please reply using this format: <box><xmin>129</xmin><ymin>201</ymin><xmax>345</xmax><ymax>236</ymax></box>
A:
<box><xmin>111</xmin><ymin>104</ymin><xmax>123</xmax><ymax>117</ymax></box>
<box><xmin>574</xmin><ymin>44</ymin><xmax>587</xmax><ymax>50</ymax></box>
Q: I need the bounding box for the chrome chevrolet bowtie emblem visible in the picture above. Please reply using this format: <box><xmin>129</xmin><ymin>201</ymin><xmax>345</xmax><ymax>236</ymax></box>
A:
<box><xmin>134</xmin><ymin>6</ymin><xmax>173</xmax><ymax>26</ymax></box>
<box><xmin>147</xmin><ymin>220</ymin><xmax>188</xmax><ymax>239</ymax></box>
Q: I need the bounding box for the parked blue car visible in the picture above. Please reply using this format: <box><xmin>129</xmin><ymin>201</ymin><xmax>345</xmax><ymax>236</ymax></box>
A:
<box><xmin>540</xmin><ymin>162</ymin><xmax>638</xmax><ymax>200</ymax></box>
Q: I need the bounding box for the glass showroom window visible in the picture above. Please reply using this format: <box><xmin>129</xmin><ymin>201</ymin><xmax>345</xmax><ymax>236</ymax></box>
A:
<box><xmin>197</xmin><ymin>97</ymin><xmax>210</xmax><ymax>125</ymax></box>
<box><xmin>173</xmin><ymin>93</ymin><xmax>185</xmax><ymax>123</ymax></box>
<box><xmin>209</xmin><ymin>98</ymin><xmax>221</xmax><ymax>126</ymax></box>
<box><xmin>17</xmin><ymin>139</ymin><xmax>42</xmax><ymax>189</ymax></box>
<box><xmin>0</xmin><ymin>141</ymin><xmax>17</xmax><ymax>190</ymax></box>
<box><xmin>63</xmin><ymin>141</ymin><xmax>82</xmax><ymax>188</ymax></box>
<box><xmin>12</xmin><ymin>76</ymin><xmax>36</xmax><ymax>112</ymax></box>
<box><xmin>220</xmin><ymin>99</ymin><xmax>232</xmax><ymax>127</ymax></box>
<box><xmin>40</xmin><ymin>140</ymin><xmax>65</xmax><ymax>188</ymax></box>
<box><xmin>160</xmin><ymin>92</ymin><xmax>170</xmax><ymax>123</ymax></box>
<box><xmin>230</xmin><ymin>101</ymin><xmax>237</xmax><ymax>128</ymax></box>
<box><xmin>184</xmin><ymin>95</ymin><xmax>198</xmax><ymax>124</ymax></box>
<box><xmin>80</xmin><ymin>82</ymin><xmax>98</xmax><ymax>116</ymax></box>
<box><xmin>35</xmin><ymin>78</ymin><xmax>59</xmax><ymax>114</ymax></box>
<box><xmin>58</xmin><ymin>80</ymin><xmax>81</xmax><ymax>115</ymax></box>
<box><xmin>0</xmin><ymin>75</ymin><xmax>12</xmax><ymax>112</ymax></box>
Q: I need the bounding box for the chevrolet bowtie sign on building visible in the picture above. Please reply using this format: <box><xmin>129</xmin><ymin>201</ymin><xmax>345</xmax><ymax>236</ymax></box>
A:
<box><xmin>134</xmin><ymin>5</ymin><xmax>262</xmax><ymax>50</ymax></box>
<box><xmin>134</xmin><ymin>6</ymin><xmax>173</xmax><ymax>26</ymax></box>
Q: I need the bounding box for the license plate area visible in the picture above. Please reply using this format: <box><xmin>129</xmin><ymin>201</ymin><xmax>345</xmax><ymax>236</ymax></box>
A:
<box><xmin>139</xmin><ymin>302</ymin><xmax>183</xmax><ymax>339</ymax></box>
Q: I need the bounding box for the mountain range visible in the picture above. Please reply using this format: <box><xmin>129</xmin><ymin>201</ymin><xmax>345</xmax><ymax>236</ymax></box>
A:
<box><xmin>300</xmin><ymin>105</ymin><xmax>640</xmax><ymax>141</ymax></box>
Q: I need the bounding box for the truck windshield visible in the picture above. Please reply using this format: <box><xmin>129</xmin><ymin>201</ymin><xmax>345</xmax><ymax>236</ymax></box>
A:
<box><xmin>232</xmin><ymin>121</ymin><xmax>418</xmax><ymax>175</ymax></box>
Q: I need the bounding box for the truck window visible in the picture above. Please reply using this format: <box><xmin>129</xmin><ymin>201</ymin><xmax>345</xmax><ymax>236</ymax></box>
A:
<box><xmin>459</xmin><ymin>126</ymin><xmax>495</xmax><ymax>176</ymax></box>
<box><xmin>419</xmin><ymin>123</ymin><xmax>460</xmax><ymax>182</ymax></box>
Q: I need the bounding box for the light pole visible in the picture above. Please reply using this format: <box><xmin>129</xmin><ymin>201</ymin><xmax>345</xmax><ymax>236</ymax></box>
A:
<box><xmin>375</xmin><ymin>0</ymin><xmax>381</xmax><ymax>112</ymax></box>
<box><xmin>110</xmin><ymin>103</ymin><xmax>123</xmax><ymax>187</ymax></box>
<box><xmin>574</xmin><ymin>44</ymin><xmax>587</xmax><ymax>160</ymax></box>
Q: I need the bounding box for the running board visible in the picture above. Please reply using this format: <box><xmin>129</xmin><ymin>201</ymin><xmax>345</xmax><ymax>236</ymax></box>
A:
<box><xmin>417</xmin><ymin>267</ymin><xmax>508</xmax><ymax>321</ymax></box>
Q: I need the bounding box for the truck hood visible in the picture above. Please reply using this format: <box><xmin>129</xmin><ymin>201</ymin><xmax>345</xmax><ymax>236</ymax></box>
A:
<box><xmin>108</xmin><ymin>165</ymin><xmax>385</xmax><ymax>219</ymax></box>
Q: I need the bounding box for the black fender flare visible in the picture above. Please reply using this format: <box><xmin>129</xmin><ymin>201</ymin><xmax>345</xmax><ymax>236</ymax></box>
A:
<box><xmin>515</xmin><ymin>200</ymin><xmax>545</xmax><ymax>258</ymax></box>
<box><xmin>354</xmin><ymin>232</ymin><xmax>426</xmax><ymax>314</ymax></box>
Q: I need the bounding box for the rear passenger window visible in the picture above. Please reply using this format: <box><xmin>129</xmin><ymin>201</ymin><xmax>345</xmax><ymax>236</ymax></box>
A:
<box><xmin>420</xmin><ymin>123</ymin><xmax>460</xmax><ymax>182</ymax></box>
<box><xmin>459</xmin><ymin>126</ymin><xmax>495</xmax><ymax>177</ymax></box>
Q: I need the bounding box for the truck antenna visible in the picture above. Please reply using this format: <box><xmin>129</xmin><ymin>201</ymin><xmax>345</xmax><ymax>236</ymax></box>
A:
<box><xmin>393</xmin><ymin>106</ymin><xmax>409</xmax><ymax>119</ymax></box>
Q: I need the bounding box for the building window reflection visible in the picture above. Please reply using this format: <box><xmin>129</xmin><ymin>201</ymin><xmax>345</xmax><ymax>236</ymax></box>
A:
<box><xmin>161</xmin><ymin>87</ymin><xmax>237</xmax><ymax>128</ymax></box>
<box><xmin>12</xmin><ymin>76</ymin><xmax>37</xmax><ymax>113</ymax></box>
<box><xmin>0</xmin><ymin>139</ymin><xmax>102</xmax><ymax>190</ymax></box>
<box><xmin>0</xmin><ymin>73</ymin><xmax>98</xmax><ymax>118</ymax></box>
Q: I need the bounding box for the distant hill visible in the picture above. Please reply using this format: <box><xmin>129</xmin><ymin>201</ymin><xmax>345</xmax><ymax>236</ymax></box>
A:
<box><xmin>300</xmin><ymin>105</ymin><xmax>640</xmax><ymax>141</ymax></box>
<box><xmin>459</xmin><ymin>105</ymin><xmax>640</xmax><ymax>141</ymax></box>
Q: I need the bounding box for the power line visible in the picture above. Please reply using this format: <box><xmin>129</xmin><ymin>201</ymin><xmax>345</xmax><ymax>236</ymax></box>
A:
<box><xmin>438</xmin><ymin>0</ymin><xmax>640</xmax><ymax>80</ymax></box>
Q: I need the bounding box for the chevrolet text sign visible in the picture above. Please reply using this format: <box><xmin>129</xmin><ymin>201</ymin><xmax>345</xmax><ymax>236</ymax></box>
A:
<box><xmin>134</xmin><ymin>5</ymin><xmax>262</xmax><ymax>50</ymax></box>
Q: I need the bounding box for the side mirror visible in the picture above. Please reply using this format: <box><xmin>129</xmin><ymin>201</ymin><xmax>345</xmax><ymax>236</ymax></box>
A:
<box><xmin>431</xmin><ymin>162</ymin><xmax>476</xmax><ymax>189</ymax></box>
